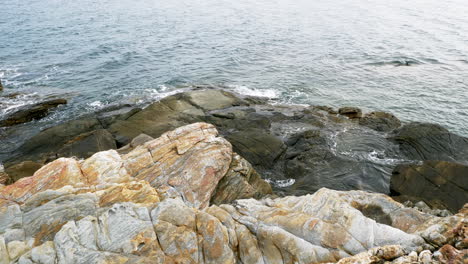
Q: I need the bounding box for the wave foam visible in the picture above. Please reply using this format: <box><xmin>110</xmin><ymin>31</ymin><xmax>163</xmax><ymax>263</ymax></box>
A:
<box><xmin>265</xmin><ymin>178</ymin><xmax>296</xmax><ymax>188</ymax></box>
<box><xmin>227</xmin><ymin>85</ymin><xmax>279</xmax><ymax>99</ymax></box>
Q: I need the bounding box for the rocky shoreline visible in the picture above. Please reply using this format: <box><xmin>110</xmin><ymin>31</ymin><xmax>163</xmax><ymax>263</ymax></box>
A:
<box><xmin>0</xmin><ymin>88</ymin><xmax>467</xmax><ymax>263</ymax></box>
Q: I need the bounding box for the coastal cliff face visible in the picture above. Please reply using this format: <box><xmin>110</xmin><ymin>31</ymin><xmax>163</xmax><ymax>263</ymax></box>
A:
<box><xmin>0</xmin><ymin>122</ymin><xmax>466</xmax><ymax>263</ymax></box>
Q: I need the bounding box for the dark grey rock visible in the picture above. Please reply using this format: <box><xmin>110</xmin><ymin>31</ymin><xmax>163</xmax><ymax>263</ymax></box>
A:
<box><xmin>338</xmin><ymin>106</ymin><xmax>362</xmax><ymax>119</ymax></box>
<box><xmin>0</xmin><ymin>99</ymin><xmax>67</xmax><ymax>127</ymax></box>
<box><xmin>390</xmin><ymin>122</ymin><xmax>468</xmax><ymax>162</ymax></box>
<box><xmin>359</xmin><ymin>111</ymin><xmax>401</xmax><ymax>132</ymax></box>
<box><xmin>391</xmin><ymin>160</ymin><xmax>468</xmax><ymax>213</ymax></box>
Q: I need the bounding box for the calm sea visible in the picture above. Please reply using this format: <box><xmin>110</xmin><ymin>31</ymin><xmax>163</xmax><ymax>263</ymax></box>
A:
<box><xmin>1</xmin><ymin>0</ymin><xmax>467</xmax><ymax>159</ymax></box>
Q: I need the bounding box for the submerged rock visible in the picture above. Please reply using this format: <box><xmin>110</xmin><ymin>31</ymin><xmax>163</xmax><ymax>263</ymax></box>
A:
<box><xmin>391</xmin><ymin>160</ymin><xmax>468</xmax><ymax>213</ymax></box>
<box><xmin>0</xmin><ymin>99</ymin><xmax>67</xmax><ymax>127</ymax></box>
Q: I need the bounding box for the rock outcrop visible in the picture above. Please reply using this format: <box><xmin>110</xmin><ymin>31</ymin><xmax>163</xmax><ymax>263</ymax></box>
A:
<box><xmin>359</xmin><ymin>111</ymin><xmax>401</xmax><ymax>132</ymax></box>
<box><xmin>338</xmin><ymin>107</ymin><xmax>362</xmax><ymax>119</ymax></box>
<box><xmin>391</xmin><ymin>160</ymin><xmax>468</xmax><ymax>213</ymax></box>
<box><xmin>0</xmin><ymin>122</ymin><xmax>466</xmax><ymax>263</ymax></box>
<box><xmin>391</xmin><ymin>122</ymin><xmax>468</xmax><ymax>162</ymax></box>
<box><xmin>3</xmin><ymin>88</ymin><xmax>467</xmax><ymax>200</ymax></box>
<box><xmin>0</xmin><ymin>99</ymin><xmax>67</xmax><ymax>127</ymax></box>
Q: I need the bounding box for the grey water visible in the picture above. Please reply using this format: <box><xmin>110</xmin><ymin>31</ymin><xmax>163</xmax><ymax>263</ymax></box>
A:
<box><xmin>1</xmin><ymin>0</ymin><xmax>468</xmax><ymax>159</ymax></box>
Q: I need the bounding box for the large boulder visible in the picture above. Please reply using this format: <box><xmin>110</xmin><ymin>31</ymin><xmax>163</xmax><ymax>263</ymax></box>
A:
<box><xmin>338</xmin><ymin>106</ymin><xmax>362</xmax><ymax>119</ymax></box>
<box><xmin>391</xmin><ymin>160</ymin><xmax>468</xmax><ymax>213</ymax></box>
<box><xmin>391</xmin><ymin>122</ymin><xmax>468</xmax><ymax>162</ymax></box>
<box><xmin>359</xmin><ymin>111</ymin><xmax>401</xmax><ymax>132</ymax></box>
<box><xmin>0</xmin><ymin>99</ymin><xmax>67</xmax><ymax>127</ymax></box>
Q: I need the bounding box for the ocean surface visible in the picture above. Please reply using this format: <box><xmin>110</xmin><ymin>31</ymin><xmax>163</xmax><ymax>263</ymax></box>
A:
<box><xmin>1</xmin><ymin>0</ymin><xmax>468</xmax><ymax>160</ymax></box>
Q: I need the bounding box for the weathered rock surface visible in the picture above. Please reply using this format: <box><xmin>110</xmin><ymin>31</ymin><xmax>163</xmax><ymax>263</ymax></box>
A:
<box><xmin>0</xmin><ymin>164</ymin><xmax>8</xmax><ymax>185</ymax></box>
<box><xmin>338</xmin><ymin>107</ymin><xmax>362</xmax><ymax>119</ymax></box>
<box><xmin>3</xmin><ymin>161</ymin><xmax>42</xmax><ymax>184</ymax></box>
<box><xmin>3</xmin><ymin>88</ymin><xmax>468</xmax><ymax>199</ymax></box>
<box><xmin>0</xmin><ymin>99</ymin><xmax>67</xmax><ymax>127</ymax></box>
<box><xmin>391</xmin><ymin>160</ymin><xmax>468</xmax><ymax>213</ymax></box>
<box><xmin>359</xmin><ymin>111</ymin><xmax>401</xmax><ymax>132</ymax></box>
<box><xmin>1</xmin><ymin>122</ymin><xmax>466</xmax><ymax>264</ymax></box>
<box><xmin>391</xmin><ymin>122</ymin><xmax>468</xmax><ymax>162</ymax></box>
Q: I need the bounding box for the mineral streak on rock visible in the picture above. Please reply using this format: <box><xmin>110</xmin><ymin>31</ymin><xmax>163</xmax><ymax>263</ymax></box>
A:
<box><xmin>0</xmin><ymin>122</ymin><xmax>466</xmax><ymax>263</ymax></box>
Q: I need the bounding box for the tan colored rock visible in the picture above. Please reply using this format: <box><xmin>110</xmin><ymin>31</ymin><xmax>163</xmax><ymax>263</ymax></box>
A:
<box><xmin>80</xmin><ymin>150</ymin><xmax>131</xmax><ymax>184</ymax></box>
<box><xmin>329</xmin><ymin>245</ymin><xmax>405</xmax><ymax>264</ymax></box>
<box><xmin>211</xmin><ymin>153</ymin><xmax>273</xmax><ymax>205</ymax></box>
<box><xmin>124</xmin><ymin>122</ymin><xmax>233</xmax><ymax>209</ymax></box>
<box><xmin>0</xmin><ymin>158</ymin><xmax>85</xmax><ymax>203</ymax></box>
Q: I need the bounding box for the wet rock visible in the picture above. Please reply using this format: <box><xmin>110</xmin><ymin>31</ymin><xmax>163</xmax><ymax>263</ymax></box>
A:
<box><xmin>5</xmin><ymin>88</ymin><xmax>467</xmax><ymax>199</ymax></box>
<box><xmin>391</xmin><ymin>122</ymin><xmax>468</xmax><ymax>162</ymax></box>
<box><xmin>391</xmin><ymin>160</ymin><xmax>468</xmax><ymax>213</ymax></box>
<box><xmin>55</xmin><ymin>129</ymin><xmax>117</xmax><ymax>160</ymax></box>
<box><xmin>0</xmin><ymin>99</ymin><xmax>67</xmax><ymax>127</ymax></box>
<box><xmin>0</xmin><ymin>79</ymin><xmax>3</xmax><ymax>92</ymax></box>
<box><xmin>359</xmin><ymin>111</ymin><xmax>401</xmax><ymax>132</ymax></box>
<box><xmin>6</xmin><ymin>117</ymin><xmax>103</xmax><ymax>164</ymax></box>
<box><xmin>338</xmin><ymin>106</ymin><xmax>362</xmax><ymax>119</ymax></box>
<box><xmin>226</xmin><ymin>129</ymin><xmax>286</xmax><ymax>168</ymax></box>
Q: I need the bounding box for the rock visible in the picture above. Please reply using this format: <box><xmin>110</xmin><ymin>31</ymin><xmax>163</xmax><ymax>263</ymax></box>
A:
<box><xmin>117</xmin><ymin>133</ymin><xmax>154</xmax><ymax>155</ymax></box>
<box><xmin>1</xmin><ymin>123</ymin><xmax>467</xmax><ymax>263</ymax></box>
<box><xmin>0</xmin><ymin>79</ymin><xmax>3</xmax><ymax>92</ymax></box>
<box><xmin>5</xmin><ymin>117</ymin><xmax>103</xmax><ymax>164</ymax></box>
<box><xmin>225</xmin><ymin>129</ymin><xmax>286</xmax><ymax>168</ymax></box>
<box><xmin>210</xmin><ymin>153</ymin><xmax>273</xmax><ymax>205</ymax></box>
<box><xmin>434</xmin><ymin>244</ymin><xmax>468</xmax><ymax>264</ymax></box>
<box><xmin>5</xmin><ymin>88</ymin><xmax>467</xmax><ymax>198</ymax></box>
<box><xmin>338</xmin><ymin>106</ymin><xmax>362</xmax><ymax>119</ymax></box>
<box><xmin>3</xmin><ymin>161</ymin><xmax>42</xmax><ymax>183</ymax></box>
<box><xmin>391</xmin><ymin>160</ymin><xmax>468</xmax><ymax>213</ymax></box>
<box><xmin>359</xmin><ymin>111</ymin><xmax>401</xmax><ymax>132</ymax></box>
<box><xmin>0</xmin><ymin>99</ymin><xmax>67</xmax><ymax>127</ymax></box>
<box><xmin>123</xmin><ymin>122</ymin><xmax>233</xmax><ymax>209</ymax></box>
<box><xmin>329</xmin><ymin>245</ymin><xmax>406</xmax><ymax>264</ymax></box>
<box><xmin>55</xmin><ymin>129</ymin><xmax>117</xmax><ymax>160</ymax></box>
<box><xmin>0</xmin><ymin>164</ymin><xmax>9</xmax><ymax>185</ymax></box>
<box><xmin>391</xmin><ymin>122</ymin><xmax>468</xmax><ymax>162</ymax></box>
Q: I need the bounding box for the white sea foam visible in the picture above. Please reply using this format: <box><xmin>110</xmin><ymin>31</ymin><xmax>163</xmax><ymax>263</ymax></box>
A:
<box><xmin>0</xmin><ymin>93</ymin><xmax>40</xmax><ymax>116</ymax></box>
<box><xmin>265</xmin><ymin>178</ymin><xmax>296</xmax><ymax>188</ymax></box>
<box><xmin>227</xmin><ymin>85</ymin><xmax>279</xmax><ymax>99</ymax></box>
<box><xmin>88</xmin><ymin>100</ymin><xmax>106</xmax><ymax>110</ymax></box>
